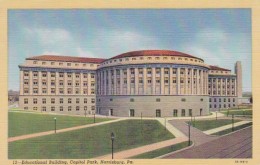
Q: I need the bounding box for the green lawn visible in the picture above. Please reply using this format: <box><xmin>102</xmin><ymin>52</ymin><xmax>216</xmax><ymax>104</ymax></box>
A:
<box><xmin>212</xmin><ymin>122</ymin><xmax>252</xmax><ymax>136</ymax></box>
<box><xmin>221</xmin><ymin>110</ymin><xmax>252</xmax><ymax>116</ymax></box>
<box><xmin>9</xmin><ymin>119</ymin><xmax>174</xmax><ymax>159</ymax></box>
<box><xmin>187</xmin><ymin>119</ymin><xmax>241</xmax><ymax>131</ymax></box>
<box><xmin>9</xmin><ymin>112</ymin><xmax>112</xmax><ymax>137</ymax></box>
<box><xmin>130</xmin><ymin>141</ymin><xmax>190</xmax><ymax>159</ymax></box>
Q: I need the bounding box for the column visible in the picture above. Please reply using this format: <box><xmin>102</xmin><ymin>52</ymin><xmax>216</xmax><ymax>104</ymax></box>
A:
<box><xmin>72</xmin><ymin>72</ymin><xmax>76</xmax><ymax>95</ymax></box>
<box><xmin>134</xmin><ymin>68</ymin><xmax>139</xmax><ymax>95</ymax></box>
<box><xmin>205</xmin><ymin>71</ymin><xmax>208</xmax><ymax>95</ymax></box>
<box><xmin>152</xmin><ymin>67</ymin><xmax>156</xmax><ymax>95</ymax></box>
<box><xmin>160</xmin><ymin>68</ymin><xmax>164</xmax><ymax>95</ymax></box>
<box><xmin>38</xmin><ymin>71</ymin><xmax>42</xmax><ymax>95</ymax></box>
<box><xmin>211</xmin><ymin>78</ymin><xmax>213</xmax><ymax>96</ymax></box>
<box><xmin>169</xmin><ymin>67</ymin><xmax>173</xmax><ymax>95</ymax></box>
<box><xmin>80</xmin><ymin>72</ymin><xmax>84</xmax><ymax>95</ymax></box>
<box><xmin>120</xmin><ymin>69</ymin><xmax>123</xmax><ymax>95</ymax></box>
<box><xmin>47</xmin><ymin>72</ymin><xmax>51</xmax><ymax>95</ymax></box>
<box><xmin>220</xmin><ymin>78</ymin><xmax>223</xmax><ymax>96</ymax></box>
<box><xmin>185</xmin><ymin>68</ymin><xmax>188</xmax><ymax>95</ymax></box>
<box><xmin>201</xmin><ymin>70</ymin><xmax>204</xmax><ymax>95</ymax></box>
<box><xmin>19</xmin><ymin>70</ymin><xmax>24</xmax><ymax>95</ymax></box>
<box><xmin>64</xmin><ymin>72</ymin><xmax>68</xmax><ymax>95</ymax></box>
<box><xmin>104</xmin><ymin>71</ymin><xmax>107</xmax><ymax>95</ymax></box>
<box><xmin>225</xmin><ymin>78</ymin><xmax>228</xmax><ymax>96</ymax></box>
<box><xmin>234</xmin><ymin>78</ymin><xmax>237</xmax><ymax>96</ymax></box>
<box><xmin>177</xmin><ymin>68</ymin><xmax>181</xmax><ymax>95</ymax></box>
<box><xmin>196</xmin><ymin>70</ymin><xmax>200</xmax><ymax>95</ymax></box>
<box><xmin>143</xmin><ymin>67</ymin><xmax>147</xmax><ymax>95</ymax></box>
<box><xmin>29</xmin><ymin>71</ymin><xmax>33</xmax><ymax>95</ymax></box>
<box><xmin>55</xmin><ymin>72</ymin><xmax>59</xmax><ymax>95</ymax></box>
<box><xmin>127</xmin><ymin>68</ymin><xmax>131</xmax><ymax>95</ymax></box>
<box><xmin>190</xmin><ymin>69</ymin><xmax>193</xmax><ymax>95</ymax></box>
<box><xmin>87</xmin><ymin>72</ymin><xmax>91</xmax><ymax>95</ymax></box>
<box><xmin>114</xmin><ymin>68</ymin><xmax>117</xmax><ymax>95</ymax></box>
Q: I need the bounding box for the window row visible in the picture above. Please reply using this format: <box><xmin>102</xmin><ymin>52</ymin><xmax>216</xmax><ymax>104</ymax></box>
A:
<box><xmin>25</xmin><ymin>80</ymin><xmax>95</xmax><ymax>87</ymax></box>
<box><xmin>32</xmin><ymin>61</ymin><xmax>99</xmax><ymax>68</ymax></box>
<box><xmin>209</xmin><ymin>98</ymin><xmax>236</xmax><ymax>102</ymax></box>
<box><xmin>23</xmin><ymin>88</ymin><xmax>95</xmax><ymax>94</ymax></box>
<box><xmin>210</xmin><ymin>104</ymin><xmax>236</xmax><ymax>108</ymax></box>
<box><xmin>24</xmin><ymin>98</ymin><xmax>95</xmax><ymax>104</ymax></box>
<box><xmin>25</xmin><ymin>106</ymin><xmax>95</xmax><ymax>111</ymax></box>
<box><xmin>24</xmin><ymin>71</ymin><xmax>95</xmax><ymax>79</ymax></box>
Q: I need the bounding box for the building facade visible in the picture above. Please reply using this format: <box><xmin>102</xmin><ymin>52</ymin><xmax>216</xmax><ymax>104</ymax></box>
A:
<box><xmin>18</xmin><ymin>50</ymin><xmax>242</xmax><ymax>117</ymax></box>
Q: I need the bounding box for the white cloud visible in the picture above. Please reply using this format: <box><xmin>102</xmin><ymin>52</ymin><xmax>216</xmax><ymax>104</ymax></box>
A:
<box><xmin>76</xmin><ymin>47</ymin><xmax>96</xmax><ymax>58</ymax></box>
<box><xmin>24</xmin><ymin>27</ymin><xmax>72</xmax><ymax>45</ymax></box>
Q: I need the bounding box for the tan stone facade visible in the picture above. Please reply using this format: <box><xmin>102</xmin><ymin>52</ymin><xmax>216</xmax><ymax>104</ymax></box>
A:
<box><xmin>18</xmin><ymin>50</ymin><xmax>242</xmax><ymax>117</ymax></box>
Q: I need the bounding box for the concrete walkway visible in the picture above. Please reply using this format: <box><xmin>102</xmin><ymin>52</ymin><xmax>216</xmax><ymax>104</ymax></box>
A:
<box><xmin>8</xmin><ymin>118</ymin><xmax>126</xmax><ymax>142</ymax></box>
<box><xmin>95</xmin><ymin>136</ymin><xmax>188</xmax><ymax>159</ymax></box>
<box><xmin>203</xmin><ymin>120</ymin><xmax>252</xmax><ymax>135</ymax></box>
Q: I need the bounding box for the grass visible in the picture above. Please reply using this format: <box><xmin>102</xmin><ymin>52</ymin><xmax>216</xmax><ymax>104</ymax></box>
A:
<box><xmin>9</xmin><ymin>119</ymin><xmax>174</xmax><ymax>159</ymax></box>
<box><xmin>9</xmin><ymin>112</ymin><xmax>112</xmax><ymax>137</ymax></box>
<box><xmin>187</xmin><ymin>119</ymin><xmax>241</xmax><ymax>131</ymax></box>
<box><xmin>221</xmin><ymin>110</ymin><xmax>252</xmax><ymax>116</ymax></box>
<box><xmin>130</xmin><ymin>141</ymin><xmax>191</xmax><ymax>159</ymax></box>
<box><xmin>212</xmin><ymin>122</ymin><xmax>252</xmax><ymax>136</ymax></box>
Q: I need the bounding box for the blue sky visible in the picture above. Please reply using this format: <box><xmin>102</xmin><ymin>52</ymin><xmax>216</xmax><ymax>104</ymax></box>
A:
<box><xmin>8</xmin><ymin>9</ymin><xmax>251</xmax><ymax>92</ymax></box>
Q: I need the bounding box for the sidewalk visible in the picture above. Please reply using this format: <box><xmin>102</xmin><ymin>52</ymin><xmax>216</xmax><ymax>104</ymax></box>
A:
<box><xmin>8</xmin><ymin>118</ymin><xmax>126</xmax><ymax>142</ymax></box>
<box><xmin>203</xmin><ymin>120</ymin><xmax>252</xmax><ymax>135</ymax></box>
<box><xmin>95</xmin><ymin>136</ymin><xmax>188</xmax><ymax>159</ymax></box>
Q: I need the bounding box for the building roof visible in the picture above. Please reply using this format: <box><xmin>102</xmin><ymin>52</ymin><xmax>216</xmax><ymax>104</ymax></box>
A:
<box><xmin>209</xmin><ymin>65</ymin><xmax>231</xmax><ymax>71</ymax></box>
<box><xmin>26</xmin><ymin>55</ymin><xmax>106</xmax><ymax>64</ymax></box>
<box><xmin>109</xmin><ymin>50</ymin><xmax>203</xmax><ymax>61</ymax></box>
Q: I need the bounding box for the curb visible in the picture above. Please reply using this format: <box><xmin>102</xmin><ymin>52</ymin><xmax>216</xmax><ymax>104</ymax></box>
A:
<box><xmin>154</xmin><ymin>141</ymin><xmax>195</xmax><ymax>159</ymax></box>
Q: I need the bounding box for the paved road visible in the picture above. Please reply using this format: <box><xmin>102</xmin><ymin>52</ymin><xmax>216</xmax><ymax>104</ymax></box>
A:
<box><xmin>163</xmin><ymin>126</ymin><xmax>252</xmax><ymax>158</ymax></box>
<box><xmin>168</xmin><ymin>120</ymin><xmax>218</xmax><ymax>146</ymax></box>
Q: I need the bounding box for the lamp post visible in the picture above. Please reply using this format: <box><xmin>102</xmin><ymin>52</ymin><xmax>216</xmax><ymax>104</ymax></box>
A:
<box><xmin>232</xmin><ymin>114</ymin><xmax>234</xmax><ymax>132</ymax></box>
<box><xmin>188</xmin><ymin>123</ymin><xmax>191</xmax><ymax>146</ymax></box>
<box><xmin>54</xmin><ymin>117</ymin><xmax>57</xmax><ymax>133</ymax></box>
<box><xmin>111</xmin><ymin>132</ymin><xmax>115</xmax><ymax>159</ymax></box>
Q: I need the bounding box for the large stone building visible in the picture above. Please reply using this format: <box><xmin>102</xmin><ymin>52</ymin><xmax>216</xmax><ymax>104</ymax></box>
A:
<box><xmin>18</xmin><ymin>50</ymin><xmax>242</xmax><ymax>117</ymax></box>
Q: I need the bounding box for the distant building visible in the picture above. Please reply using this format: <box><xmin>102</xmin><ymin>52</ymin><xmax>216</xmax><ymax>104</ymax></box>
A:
<box><xmin>18</xmin><ymin>50</ymin><xmax>242</xmax><ymax>117</ymax></box>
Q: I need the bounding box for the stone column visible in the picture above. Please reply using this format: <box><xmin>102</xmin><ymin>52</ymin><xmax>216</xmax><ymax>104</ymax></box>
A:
<box><xmin>134</xmin><ymin>68</ymin><xmax>139</xmax><ymax>95</ymax></box>
<box><xmin>80</xmin><ymin>72</ymin><xmax>84</xmax><ymax>95</ymax></box>
<box><xmin>87</xmin><ymin>72</ymin><xmax>91</xmax><ymax>95</ymax></box>
<box><xmin>104</xmin><ymin>71</ymin><xmax>107</xmax><ymax>95</ymax></box>
<box><xmin>120</xmin><ymin>69</ymin><xmax>123</xmax><ymax>95</ymax></box>
<box><xmin>225</xmin><ymin>78</ymin><xmax>228</xmax><ymax>96</ymax></box>
<box><xmin>177</xmin><ymin>68</ymin><xmax>181</xmax><ymax>95</ymax></box>
<box><xmin>152</xmin><ymin>67</ymin><xmax>156</xmax><ymax>95</ymax></box>
<box><xmin>211</xmin><ymin>78</ymin><xmax>213</xmax><ymax>96</ymax></box>
<box><xmin>38</xmin><ymin>71</ymin><xmax>42</xmax><ymax>95</ymax></box>
<box><xmin>169</xmin><ymin>67</ymin><xmax>173</xmax><ymax>95</ymax></box>
<box><xmin>29</xmin><ymin>71</ymin><xmax>33</xmax><ymax>95</ymax></box>
<box><xmin>234</xmin><ymin>78</ymin><xmax>237</xmax><ymax>96</ymax></box>
<box><xmin>196</xmin><ymin>70</ymin><xmax>200</xmax><ymax>95</ymax></box>
<box><xmin>55</xmin><ymin>72</ymin><xmax>59</xmax><ymax>95</ymax></box>
<box><xmin>191</xmin><ymin>69</ymin><xmax>194</xmax><ymax>95</ymax></box>
<box><xmin>185</xmin><ymin>68</ymin><xmax>188</xmax><ymax>95</ymax></box>
<box><xmin>143</xmin><ymin>67</ymin><xmax>147</xmax><ymax>95</ymax></box>
<box><xmin>19</xmin><ymin>70</ymin><xmax>24</xmax><ymax>95</ymax></box>
<box><xmin>160</xmin><ymin>68</ymin><xmax>164</xmax><ymax>95</ymax></box>
<box><xmin>200</xmin><ymin>70</ymin><xmax>204</xmax><ymax>95</ymax></box>
<box><xmin>64</xmin><ymin>72</ymin><xmax>68</xmax><ymax>95</ymax></box>
<box><xmin>47</xmin><ymin>71</ymin><xmax>51</xmax><ymax>95</ymax></box>
<box><xmin>127</xmin><ymin>68</ymin><xmax>131</xmax><ymax>95</ymax></box>
<box><xmin>114</xmin><ymin>69</ymin><xmax>117</xmax><ymax>95</ymax></box>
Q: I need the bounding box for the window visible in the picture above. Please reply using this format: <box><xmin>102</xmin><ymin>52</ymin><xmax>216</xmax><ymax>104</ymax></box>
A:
<box><xmin>24</xmin><ymin>98</ymin><xmax>28</xmax><ymax>104</ymax></box>
<box><xmin>51</xmin><ymin>98</ymin><xmax>55</xmax><ymax>104</ymax></box>
<box><xmin>42</xmin><ymin>88</ymin><xmax>47</xmax><ymax>94</ymax></box>
<box><xmin>51</xmin><ymin>106</ymin><xmax>55</xmax><ymax>111</ymax></box>
<box><xmin>84</xmin><ymin>74</ymin><xmax>88</xmax><ymax>78</ymax></box>
<box><xmin>33</xmin><ymin>98</ymin><xmax>37</xmax><ymax>104</ymax></box>
<box><xmin>219</xmin><ymin>98</ymin><xmax>221</xmax><ymax>102</ymax></box>
<box><xmin>33</xmin><ymin>107</ymin><xmax>37</xmax><ymax>111</ymax></box>
<box><xmin>91</xmin><ymin>73</ymin><xmax>95</xmax><ymax>78</ymax></box>
<box><xmin>83</xmin><ymin>81</ymin><xmax>87</xmax><ymax>86</ymax></box>
<box><xmin>110</xmin><ymin>98</ymin><xmax>113</xmax><ymax>101</ymax></box>
<box><xmin>156</xmin><ymin>109</ymin><xmax>161</xmax><ymax>117</ymax></box>
<box><xmin>67</xmin><ymin>73</ymin><xmax>72</xmax><ymax>78</ymax></box>
<box><xmin>42</xmin><ymin>106</ymin><xmax>46</xmax><ymax>111</ymax></box>
<box><xmin>67</xmin><ymin>63</ymin><xmax>71</xmax><ymax>66</ymax></box>
<box><xmin>60</xmin><ymin>98</ymin><xmax>63</xmax><ymax>104</ymax></box>
<box><xmin>130</xmin><ymin>98</ymin><xmax>134</xmax><ymax>102</ymax></box>
<box><xmin>24</xmin><ymin>107</ymin><xmax>28</xmax><ymax>110</ymax></box>
<box><xmin>91</xmin><ymin>98</ymin><xmax>95</xmax><ymax>103</ymax></box>
<box><xmin>42</xmin><ymin>98</ymin><xmax>46</xmax><ymax>104</ymax></box>
<box><xmin>33</xmin><ymin>61</ymin><xmax>37</xmax><ymax>64</ymax></box>
<box><xmin>126</xmin><ymin>109</ymin><xmax>134</xmax><ymax>118</ymax></box>
<box><xmin>189</xmin><ymin>109</ymin><xmax>192</xmax><ymax>117</ymax></box>
<box><xmin>42</xmin><ymin>72</ymin><xmax>47</xmax><ymax>77</ymax></box>
<box><xmin>24</xmin><ymin>71</ymin><xmax>29</xmax><ymax>77</ymax></box>
<box><xmin>33</xmin><ymin>72</ymin><xmax>38</xmax><ymax>77</ymax></box>
<box><xmin>200</xmin><ymin>98</ymin><xmax>203</xmax><ymax>102</ymax></box>
<box><xmin>68</xmin><ymin>98</ymin><xmax>72</xmax><ymax>104</ymax></box>
<box><xmin>60</xmin><ymin>106</ymin><xmax>63</xmax><ymax>111</ymax></box>
<box><xmin>75</xmin><ymin>88</ymin><xmax>80</xmax><ymax>94</ymax></box>
<box><xmin>51</xmin><ymin>62</ymin><xmax>55</xmax><ymax>65</ymax></box>
<box><xmin>59</xmin><ymin>73</ymin><xmax>64</xmax><ymax>78</ymax></box>
<box><xmin>84</xmin><ymin>106</ymin><xmax>87</xmax><ymax>111</ymax></box>
<box><xmin>33</xmin><ymin>88</ymin><xmax>38</xmax><ymax>94</ymax></box>
<box><xmin>181</xmin><ymin>98</ymin><xmax>186</xmax><ymax>102</ymax></box>
<box><xmin>76</xmin><ymin>74</ymin><xmax>80</xmax><ymax>78</ymax></box>
<box><xmin>173</xmin><ymin>109</ymin><xmax>178</xmax><ymax>117</ymax></box>
<box><xmin>59</xmin><ymin>62</ymin><xmax>63</xmax><ymax>66</ymax></box>
<box><xmin>76</xmin><ymin>98</ymin><xmax>80</xmax><ymax>104</ymax></box>
<box><xmin>91</xmin><ymin>106</ymin><xmax>95</xmax><ymax>110</ymax></box>
<box><xmin>68</xmin><ymin>106</ymin><xmax>72</xmax><ymax>111</ymax></box>
<box><xmin>156</xmin><ymin>98</ymin><xmax>160</xmax><ymax>102</ymax></box>
<box><xmin>51</xmin><ymin>88</ymin><xmax>55</xmax><ymax>94</ymax></box>
<box><xmin>84</xmin><ymin>98</ymin><xmax>87</xmax><ymax>103</ymax></box>
<box><xmin>51</xmin><ymin>72</ymin><xmax>55</xmax><ymax>77</ymax></box>
<box><xmin>76</xmin><ymin>106</ymin><xmax>80</xmax><ymax>111</ymax></box>
<box><xmin>181</xmin><ymin>109</ymin><xmax>185</xmax><ymax>117</ymax></box>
